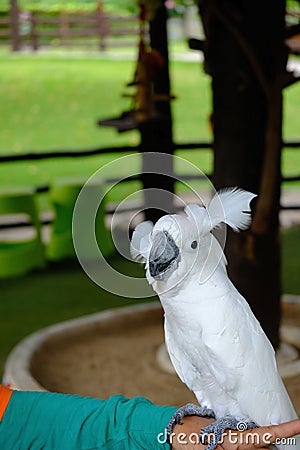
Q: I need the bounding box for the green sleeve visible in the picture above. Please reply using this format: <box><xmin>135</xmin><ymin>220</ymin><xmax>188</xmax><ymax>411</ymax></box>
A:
<box><xmin>0</xmin><ymin>390</ymin><xmax>178</xmax><ymax>449</ymax></box>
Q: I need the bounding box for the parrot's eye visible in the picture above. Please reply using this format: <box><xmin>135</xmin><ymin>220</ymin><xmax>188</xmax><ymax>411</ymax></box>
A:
<box><xmin>191</xmin><ymin>240</ymin><xmax>198</xmax><ymax>249</ymax></box>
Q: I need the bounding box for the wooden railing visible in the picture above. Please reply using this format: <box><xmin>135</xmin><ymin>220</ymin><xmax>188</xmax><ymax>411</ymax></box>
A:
<box><xmin>0</xmin><ymin>141</ymin><xmax>299</xmax><ymax>211</ymax></box>
<box><xmin>0</xmin><ymin>10</ymin><xmax>140</xmax><ymax>51</ymax></box>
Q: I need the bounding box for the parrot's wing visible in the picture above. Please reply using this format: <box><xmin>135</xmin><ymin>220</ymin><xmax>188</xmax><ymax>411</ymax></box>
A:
<box><xmin>201</xmin><ymin>287</ymin><xmax>298</xmax><ymax>426</ymax></box>
<box><xmin>165</xmin><ymin>317</ymin><xmax>224</xmax><ymax>409</ymax></box>
<box><xmin>164</xmin><ymin>318</ymin><xmax>199</xmax><ymax>389</ymax></box>
<box><xmin>130</xmin><ymin>221</ymin><xmax>153</xmax><ymax>262</ymax></box>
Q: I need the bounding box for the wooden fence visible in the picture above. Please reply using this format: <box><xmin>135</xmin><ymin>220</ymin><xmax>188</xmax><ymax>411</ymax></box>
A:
<box><xmin>0</xmin><ymin>10</ymin><xmax>140</xmax><ymax>51</ymax></box>
<box><xmin>0</xmin><ymin>141</ymin><xmax>300</xmax><ymax>218</ymax></box>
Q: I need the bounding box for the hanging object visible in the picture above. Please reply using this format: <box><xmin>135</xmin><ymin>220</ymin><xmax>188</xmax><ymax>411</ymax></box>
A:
<box><xmin>98</xmin><ymin>1</ymin><xmax>175</xmax><ymax>133</ymax></box>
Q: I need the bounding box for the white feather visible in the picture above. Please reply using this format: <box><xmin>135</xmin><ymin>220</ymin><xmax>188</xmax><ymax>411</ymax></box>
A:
<box><xmin>130</xmin><ymin>220</ymin><xmax>153</xmax><ymax>262</ymax></box>
<box><xmin>208</xmin><ymin>187</ymin><xmax>257</xmax><ymax>232</ymax></box>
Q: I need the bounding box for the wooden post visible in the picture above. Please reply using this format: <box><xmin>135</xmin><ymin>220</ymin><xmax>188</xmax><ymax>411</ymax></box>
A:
<box><xmin>96</xmin><ymin>3</ymin><xmax>107</xmax><ymax>52</ymax></box>
<box><xmin>59</xmin><ymin>11</ymin><xmax>70</xmax><ymax>48</ymax></box>
<box><xmin>10</xmin><ymin>0</ymin><xmax>21</xmax><ymax>51</ymax></box>
<box><xmin>140</xmin><ymin>1</ymin><xmax>175</xmax><ymax>223</ymax></box>
<box><xmin>30</xmin><ymin>11</ymin><xmax>38</xmax><ymax>51</ymax></box>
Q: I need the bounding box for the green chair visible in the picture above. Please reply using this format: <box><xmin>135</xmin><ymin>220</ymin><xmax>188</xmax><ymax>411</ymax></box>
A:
<box><xmin>0</xmin><ymin>187</ymin><xmax>45</xmax><ymax>278</ymax></box>
<box><xmin>46</xmin><ymin>177</ymin><xmax>114</xmax><ymax>261</ymax></box>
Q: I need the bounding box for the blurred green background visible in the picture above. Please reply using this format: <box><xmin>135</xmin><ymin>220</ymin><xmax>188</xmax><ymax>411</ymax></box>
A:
<box><xmin>0</xmin><ymin>1</ymin><xmax>300</xmax><ymax>376</ymax></box>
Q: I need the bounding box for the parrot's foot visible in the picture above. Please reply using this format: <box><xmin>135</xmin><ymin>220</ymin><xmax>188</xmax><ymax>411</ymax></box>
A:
<box><xmin>166</xmin><ymin>403</ymin><xmax>216</xmax><ymax>441</ymax></box>
<box><xmin>200</xmin><ymin>416</ymin><xmax>258</xmax><ymax>450</ymax></box>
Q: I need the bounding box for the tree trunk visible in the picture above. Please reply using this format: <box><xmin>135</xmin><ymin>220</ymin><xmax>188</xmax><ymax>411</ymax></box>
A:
<box><xmin>199</xmin><ymin>0</ymin><xmax>287</xmax><ymax>348</ymax></box>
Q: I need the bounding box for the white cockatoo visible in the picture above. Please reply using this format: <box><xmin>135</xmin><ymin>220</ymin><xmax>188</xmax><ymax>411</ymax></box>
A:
<box><xmin>131</xmin><ymin>188</ymin><xmax>299</xmax><ymax>450</ymax></box>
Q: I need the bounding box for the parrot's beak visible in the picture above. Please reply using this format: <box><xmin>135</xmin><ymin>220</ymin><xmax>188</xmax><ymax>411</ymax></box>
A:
<box><xmin>149</xmin><ymin>231</ymin><xmax>180</xmax><ymax>280</ymax></box>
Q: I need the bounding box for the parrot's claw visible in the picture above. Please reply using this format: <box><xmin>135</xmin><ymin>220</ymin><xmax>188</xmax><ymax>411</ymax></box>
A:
<box><xmin>166</xmin><ymin>403</ymin><xmax>216</xmax><ymax>441</ymax></box>
<box><xmin>200</xmin><ymin>416</ymin><xmax>258</xmax><ymax>450</ymax></box>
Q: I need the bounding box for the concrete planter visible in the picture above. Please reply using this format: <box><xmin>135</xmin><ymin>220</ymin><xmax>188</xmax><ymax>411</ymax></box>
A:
<box><xmin>3</xmin><ymin>298</ymin><xmax>300</xmax><ymax>398</ymax></box>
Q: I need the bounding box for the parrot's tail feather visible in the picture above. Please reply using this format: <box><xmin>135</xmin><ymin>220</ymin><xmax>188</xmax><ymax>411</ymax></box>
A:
<box><xmin>130</xmin><ymin>220</ymin><xmax>153</xmax><ymax>262</ymax></box>
<box><xmin>208</xmin><ymin>187</ymin><xmax>257</xmax><ymax>232</ymax></box>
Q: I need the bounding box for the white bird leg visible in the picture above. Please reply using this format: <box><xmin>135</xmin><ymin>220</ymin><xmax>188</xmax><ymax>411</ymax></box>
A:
<box><xmin>200</xmin><ymin>416</ymin><xmax>258</xmax><ymax>450</ymax></box>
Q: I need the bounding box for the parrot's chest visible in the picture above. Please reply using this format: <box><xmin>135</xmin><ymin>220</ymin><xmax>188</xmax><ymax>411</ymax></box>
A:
<box><xmin>162</xmin><ymin>292</ymin><xmax>229</xmax><ymax>360</ymax></box>
<box><xmin>161</xmin><ymin>279</ymin><xmax>231</xmax><ymax>335</ymax></box>
<box><xmin>160</xmin><ymin>279</ymin><xmax>239</xmax><ymax>371</ymax></box>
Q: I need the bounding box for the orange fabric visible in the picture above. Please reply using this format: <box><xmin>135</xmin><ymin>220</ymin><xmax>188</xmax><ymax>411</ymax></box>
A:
<box><xmin>0</xmin><ymin>385</ymin><xmax>13</xmax><ymax>421</ymax></box>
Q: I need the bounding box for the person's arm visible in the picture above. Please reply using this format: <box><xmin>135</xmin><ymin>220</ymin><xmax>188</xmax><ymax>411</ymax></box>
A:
<box><xmin>171</xmin><ymin>415</ymin><xmax>300</xmax><ymax>450</ymax></box>
<box><xmin>2</xmin><ymin>386</ymin><xmax>300</xmax><ymax>450</ymax></box>
<box><xmin>0</xmin><ymin>388</ymin><xmax>178</xmax><ymax>449</ymax></box>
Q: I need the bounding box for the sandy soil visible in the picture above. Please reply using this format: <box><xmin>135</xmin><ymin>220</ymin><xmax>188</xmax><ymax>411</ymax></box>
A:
<box><xmin>32</xmin><ymin>301</ymin><xmax>300</xmax><ymax>413</ymax></box>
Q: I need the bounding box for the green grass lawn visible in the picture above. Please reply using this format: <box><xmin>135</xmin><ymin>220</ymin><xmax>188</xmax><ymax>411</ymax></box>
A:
<box><xmin>0</xmin><ymin>56</ymin><xmax>139</xmax><ymax>154</ymax></box>
<box><xmin>0</xmin><ymin>52</ymin><xmax>213</xmax><ymax>155</ymax></box>
<box><xmin>0</xmin><ymin>52</ymin><xmax>299</xmax><ymax>191</ymax></box>
<box><xmin>0</xmin><ymin>53</ymin><xmax>213</xmax><ymax>203</ymax></box>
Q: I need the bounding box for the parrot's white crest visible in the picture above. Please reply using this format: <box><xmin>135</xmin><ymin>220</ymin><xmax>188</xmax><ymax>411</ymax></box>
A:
<box><xmin>131</xmin><ymin>187</ymin><xmax>299</xmax><ymax>450</ymax></box>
